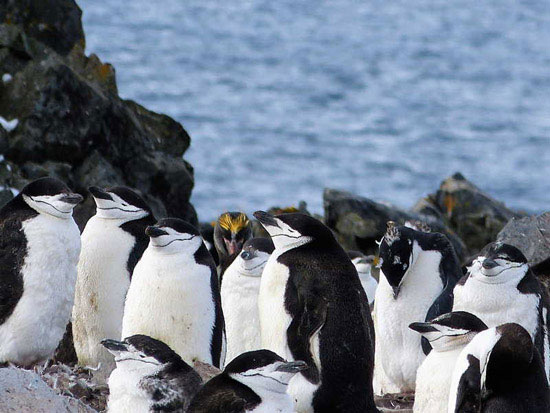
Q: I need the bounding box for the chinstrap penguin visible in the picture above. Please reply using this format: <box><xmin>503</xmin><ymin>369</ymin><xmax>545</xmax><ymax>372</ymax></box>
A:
<box><xmin>452</xmin><ymin>242</ymin><xmax>550</xmax><ymax>383</ymax></box>
<box><xmin>373</xmin><ymin>221</ymin><xmax>462</xmax><ymax>395</ymax></box>
<box><xmin>0</xmin><ymin>177</ymin><xmax>82</xmax><ymax>366</ymax></box>
<box><xmin>222</xmin><ymin>237</ymin><xmax>274</xmax><ymax>365</ymax></box>
<box><xmin>187</xmin><ymin>349</ymin><xmax>307</xmax><ymax>413</ymax></box>
<box><xmin>121</xmin><ymin>218</ymin><xmax>226</xmax><ymax>368</ymax></box>
<box><xmin>347</xmin><ymin>250</ymin><xmax>378</xmax><ymax>306</ymax></box>
<box><xmin>103</xmin><ymin>334</ymin><xmax>202</xmax><ymax>412</ymax></box>
<box><xmin>409</xmin><ymin>311</ymin><xmax>487</xmax><ymax>413</ymax></box>
<box><xmin>255</xmin><ymin>211</ymin><xmax>378</xmax><ymax>413</ymax></box>
<box><xmin>73</xmin><ymin>186</ymin><xmax>155</xmax><ymax>379</ymax></box>
<box><xmin>448</xmin><ymin>323</ymin><xmax>550</xmax><ymax>413</ymax></box>
<box><xmin>214</xmin><ymin>212</ymin><xmax>252</xmax><ymax>280</ymax></box>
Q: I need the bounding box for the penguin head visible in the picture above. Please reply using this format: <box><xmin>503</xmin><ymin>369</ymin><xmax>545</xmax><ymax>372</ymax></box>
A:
<box><xmin>89</xmin><ymin>186</ymin><xmax>153</xmax><ymax>221</ymax></box>
<box><xmin>235</xmin><ymin>237</ymin><xmax>275</xmax><ymax>276</ymax></box>
<box><xmin>348</xmin><ymin>250</ymin><xmax>376</xmax><ymax>275</ymax></box>
<box><xmin>225</xmin><ymin>350</ymin><xmax>308</xmax><ymax>395</ymax></box>
<box><xmin>146</xmin><ymin>218</ymin><xmax>203</xmax><ymax>255</ymax></box>
<box><xmin>468</xmin><ymin>242</ymin><xmax>528</xmax><ymax>284</ymax></box>
<box><xmin>21</xmin><ymin>177</ymin><xmax>83</xmax><ymax>219</ymax></box>
<box><xmin>254</xmin><ymin>211</ymin><xmax>335</xmax><ymax>251</ymax></box>
<box><xmin>409</xmin><ymin>311</ymin><xmax>487</xmax><ymax>351</ymax></box>
<box><xmin>214</xmin><ymin>212</ymin><xmax>252</xmax><ymax>258</ymax></box>
<box><xmin>102</xmin><ymin>335</ymin><xmax>188</xmax><ymax>375</ymax></box>
<box><xmin>378</xmin><ymin>222</ymin><xmax>418</xmax><ymax>298</ymax></box>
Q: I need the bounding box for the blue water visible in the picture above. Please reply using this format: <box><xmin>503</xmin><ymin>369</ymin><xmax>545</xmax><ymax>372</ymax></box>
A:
<box><xmin>79</xmin><ymin>0</ymin><xmax>550</xmax><ymax>220</ymax></box>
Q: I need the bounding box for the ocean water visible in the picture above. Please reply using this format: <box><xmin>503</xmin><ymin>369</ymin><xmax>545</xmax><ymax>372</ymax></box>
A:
<box><xmin>79</xmin><ymin>0</ymin><xmax>550</xmax><ymax>220</ymax></box>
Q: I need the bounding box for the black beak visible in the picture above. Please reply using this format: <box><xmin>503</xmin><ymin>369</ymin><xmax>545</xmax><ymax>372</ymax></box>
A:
<box><xmin>409</xmin><ymin>322</ymin><xmax>439</xmax><ymax>334</ymax></box>
<box><xmin>88</xmin><ymin>186</ymin><xmax>113</xmax><ymax>200</ymax></box>
<box><xmin>253</xmin><ymin>211</ymin><xmax>280</xmax><ymax>228</ymax></box>
<box><xmin>392</xmin><ymin>285</ymin><xmax>401</xmax><ymax>299</ymax></box>
<box><xmin>482</xmin><ymin>258</ymin><xmax>499</xmax><ymax>270</ymax></box>
<box><xmin>145</xmin><ymin>226</ymin><xmax>168</xmax><ymax>238</ymax></box>
<box><xmin>101</xmin><ymin>339</ymin><xmax>128</xmax><ymax>352</ymax></box>
<box><xmin>60</xmin><ymin>193</ymin><xmax>84</xmax><ymax>204</ymax></box>
<box><xmin>276</xmin><ymin>360</ymin><xmax>309</xmax><ymax>373</ymax></box>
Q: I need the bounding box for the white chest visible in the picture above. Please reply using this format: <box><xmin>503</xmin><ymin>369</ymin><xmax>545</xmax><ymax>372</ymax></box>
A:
<box><xmin>248</xmin><ymin>396</ymin><xmax>295</xmax><ymax>413</ymax></box>
<box><xmin>0</xmin><ymin>214</ymin><xmax>81</xmax><ymax>365</ymax></box>
<box><xmin>107</xmin><ymin>365</ymin><xmax>152</xmax><ymax>413</ymax></box>
<box><xmin>258</xmin><ymin>255</ymin><xmax>292</xmax><ymax>358</ymax></box>
<box><xmin>122</xmin><ymin>249</ymin><xmax>217</xmax><ymax>365</ymax></box>
<box><xmin>358</xmin><ymin>272</ymin><xmax>378</xmax><ymax>305</ymax></box>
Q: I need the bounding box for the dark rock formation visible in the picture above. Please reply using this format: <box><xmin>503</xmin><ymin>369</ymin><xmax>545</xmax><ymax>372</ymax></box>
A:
<box><xmin>0</xmin><ymin>0</ymin><xmax>197</xmax><ymax>229</ymax></box>
<box><xmin>413</xmin><ymin>173</ymin><xmax>521</xmax><ymax>254</ymax></box>
<box><xmin>323</xmin><ymin>188</ymin><xmax>467</xmax><ymax>261</ymax></box>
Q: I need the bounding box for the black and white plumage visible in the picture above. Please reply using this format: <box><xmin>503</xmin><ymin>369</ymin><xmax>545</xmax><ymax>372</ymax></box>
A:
<box><xmin>448</xmin><ymin>323</ymin><xmax>550</xmax><ymax>413</ymax></box>
<box><xmin>373</xmin><ymin>222</ymin><xmax>463</xmax><ymax>394</ymax></box>
<box><xmin>222</xmin><ymin>237</ymin><xmax>275</xmax><ymax>364</ymax></box>
<box><xmin>453</xmin><ymin>242</ymin><xmax>550</xmax><ymax>383</ymax></box>
<box><xmin>409</xmin><ymin>311</ymin><xmax>487</xmax><ymax>413</ymax></box>
<box><xmin>347</xmin><ymin>250</ymin><xmax>378</xmax><ymax>306</ymax></box>
<box><xmin>214</xmin><ymin>212</ymin><xmax>253</xmax><ymax>280</ymax></box>
<box><xmin>121</xmin><ymin>218</ymin><xmax>226</xmax><ymax>368</ymax></box>
<box><xmin>187</xmin><ymin>349</ymin><xmax>307</xmax><ymax>413</ymax></box>
<box><xmin>254</xmin><ymin>211</ymin><xmax>378</xmax><ymax>413</ymax></box>
<box><xmin>0</xmin><ymin>177</ymin><xmax>82</xmax><ymax>366</ymax></box>
<box><xmin>103</xmin><ymin>334</ymin><xmax>202</xmax><ymax>413</ymax></box>
<box><xmin>73</xmin><ymin>186</ymin><xmax>155</xmax><ymax>378</ymax></box>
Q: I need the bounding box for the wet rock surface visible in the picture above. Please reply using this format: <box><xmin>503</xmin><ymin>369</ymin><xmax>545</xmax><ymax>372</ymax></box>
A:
<box><xmin>0</xmin><ymin>0</ymin><xmax>197</xmax><ymax>229</ymax></box>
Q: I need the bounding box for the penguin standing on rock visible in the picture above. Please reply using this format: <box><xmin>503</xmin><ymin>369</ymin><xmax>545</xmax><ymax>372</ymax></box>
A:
<box><xmin>409</xmin><ymin>311</ymin><xmax>487</xmax><ymax>413</ymax></box>
<box><xmin>214</xmin><ymin>212</ymin><xmax>252</xmax><ymax>280</ymax></box>
<box><xmin>347</xmin><ymin>250</ymin><xmax>378</xmax><ymax>306</ymax></box>
<box><xmin>373</xmin><ymin>222</ymin><xmax>462</xmax><ymax>395</ymax></box>
<box><xmin>121</xmin><ymin>218</ymin><xmax>226</xmax><ymax>368</ymax></box>
<box><xmin>187</xmin><ymin>349</ymin><xmax>307</xmax><ymax>413</ymax></box>
<box><xmin>103</xmin><ymin>334</ymin><xmax>203</xmax><ymax>413</ymax></box>
<box><xmin>254</xmin><ymin>211</ymin><xmax>378</xmax><ymax>413</ymax></box>
<box><xmin>73</xmin><ymin>186</ymin><xmax>155</xmax><ymax>379</ymax></box>
<box><xmin>221</xmin><ymin>237</ymin><xmax>274</xmax><ymax>365</ymax></box>
<box><xmin>452</xmin><ymin>242</ymin><xmax>550</xmax><ymax>383</ymax></box>
<box><xmin>448</xmin><ymin>323</ymin><xmax>550</xmax><ymax>413</ymax></box>
<box><xmin>0</xmin><ymin>177</ymin><xmax>82</xmax><ymax>366</ymax></box>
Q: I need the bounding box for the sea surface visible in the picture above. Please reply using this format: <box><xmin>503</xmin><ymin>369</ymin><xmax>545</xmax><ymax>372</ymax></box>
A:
<box><xmin>79</xmin><ymin>0</ymin><xmax>550</xmax><ymax>220</ymax></box>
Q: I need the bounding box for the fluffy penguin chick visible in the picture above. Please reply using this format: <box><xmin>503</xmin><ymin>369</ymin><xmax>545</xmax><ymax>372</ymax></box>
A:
<box><xmin>187</xmin><ymin>349</ymin><xmax>307</xmax><ymax>413</ymax></box>
<box><xmin>222</xmin><ymin>237</ymin><xmax>274</xmax><ymax>365</ymax></box>
<box><xmin>121</xmin><ymin>218</ymin><xmax>226</xmax><ymax>368</ymax></box>
<box><xmin>255</xmin><ymin>211</ymin><xmax>378</xmax><ymax>413</ymax></box>
<box><xmin>409</xmin><ymin>311</ymin><xmax>487</xmax><ymax>413</ymax></box>
<box><xmin>0</xmin><ymin>177</ymin><xmax>82</xmax><ymax>366</ymax></box>
<box><xmin>214</xmin><ymin>212</ymin><xmax>252</xmax><ymax>279</ymax></box>
<box><xmin>348</xmin><ymin>251</ymin><xmax>378</xmax><ymax>305</ymax></box>
<box><xmin>103</xmin><ymin>334</ymin><xmax>202</xmax><ymax>413</ymax></box>
<box><xmin>373</xmin><ymin>221</ymin><xmax>462</xmax><ymax>395</ymax></box>
<box><xmin>448</xmin><ymin>323</ymin><xmax>550</xmax><ymax>413</ymax></box>
<box><xmin>73</xmin><ymin>186</ymin><xmax>155</xmax><ymax>378</ymax></box>
<box><xmin>452</xmin><ymin>242</ymin><xmax>550</xmax><ymax>383</ymax></box>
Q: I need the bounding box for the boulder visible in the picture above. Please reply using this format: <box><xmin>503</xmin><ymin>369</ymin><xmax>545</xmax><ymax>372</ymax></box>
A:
<box><xmin>323</xmin><ymin>188</ymin><xmax>467</xmax><ymax>261</ymax></box>
<box><xmin>0</xmin><ymin>0</ymin><xmax>197</xmax><ymax>229</ymax></box>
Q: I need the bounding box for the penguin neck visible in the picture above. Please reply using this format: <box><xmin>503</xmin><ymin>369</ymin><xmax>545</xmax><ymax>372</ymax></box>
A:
<box><xmin>429</xmin><ymin>333</ymin><xmax>477</xmax><ymax>352</ymax></box>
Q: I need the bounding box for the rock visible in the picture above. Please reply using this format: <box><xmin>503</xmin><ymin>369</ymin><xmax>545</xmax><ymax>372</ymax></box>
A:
<box><xmin>323</xmin><ymin>188</ymin><xmax>467</xmax><ymax>261</ymax></box>
<box><xmin>0</xmin><ymin>0</ymin><xmax>197</xmax><ymax>230</ymax></box>
<box><xmin>0</xmin><ymin>366</ymin><xmax>95</xmax><ymax>412</ymax></box>
<box><xmin>424</xmin><ymin>173</ymin><xmax>522</xmax><ymax>253</ymax></box>
<box><xmin>496</xmin><ymin>212</ymin><xmax>550</xmax><ymax>267</ymax></box>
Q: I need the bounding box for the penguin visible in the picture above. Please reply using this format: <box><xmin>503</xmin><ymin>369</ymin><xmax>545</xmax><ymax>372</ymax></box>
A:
<box><xmin>221</xmin><ymin>237</ymin><xmax>275</xmax><ymax>365</ymax></box>
<box><xmin>102</xmin><ymin>334</ymin><xmax>202</xmax><ymax>412</ymax></box>
<box><xmin>0</xmin><ymin>177</ymin><xmax>82</xmax><ymax>366</ymax></box>
<box><xmin>214</xmin><ymin>212</ymin><xmax>253</xmax><ymax>280</ymax></box>
<box><xmin>187</xmin><ymin>349</ymin><xmax>307</xmax><ymax>413</ymax></box>
<box><xmin>200</xmin><ymin>221</ymin><xmax>219</xmax><ymax>266</ymax></box>
<box><xmin>121</xmin><ymin>218</ymin><xmax>226</xmax><ymax>368</ymax></box>
<box><xmin>254</xmin><ymin>211</ymin><xmax>378</xmax><ymax>413</ymax></box>
<box><xmin>408</xmin><ymin>311</ymin><xmax>487</xmax><ymax>413</ymax></box>
<box><xmin>452</xmin><ymin>242</ymin><xmax>550</xmax><ymax>383</ymax></box>
<box><xmin>373</xmin><ymin>221</ymin><xmax>463</xmax><ymax>395</ymax></box>
<box><xmin>72</xmin><ymin>186</ymin><xmax>155</xmax><ymax>379</ymax></box>
<box><xmin>347</xmin><ymin>250</ymin><xmax>378</xmax><ymax>306</ymax></box>
<box><xmin>448</xmin><ymin>323</ymin><xmax>550</xmax><ymax>413</ymax></box>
